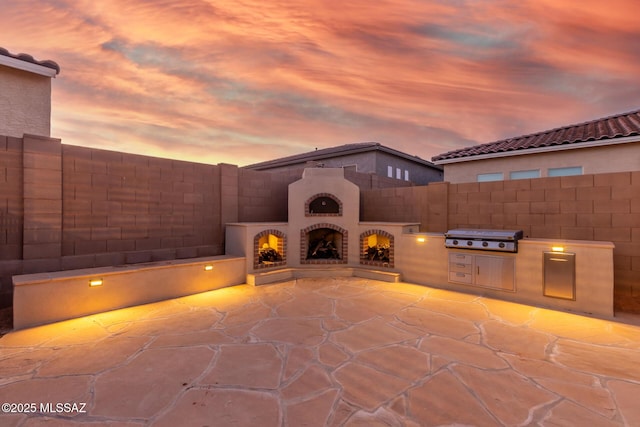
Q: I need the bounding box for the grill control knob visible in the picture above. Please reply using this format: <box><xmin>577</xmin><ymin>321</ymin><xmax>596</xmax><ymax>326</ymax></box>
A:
<box><xmin>482</xmin><ymin>241</ymin><xmax>489</xmax><ymax>247</ymax></box>
<box><xmin>499</xmin><ymin>242</ymin><xmax>506</xmax><ymax>248</ymax></box>
<box><xmin>452</xmin><ymin>240</ymin><xmax>458</xmax><ymax>245</ymax></box>
<box><xmin>466</xmin><ymin>241</ymin><xmax>473</xmax><ymax>246</ymax></box>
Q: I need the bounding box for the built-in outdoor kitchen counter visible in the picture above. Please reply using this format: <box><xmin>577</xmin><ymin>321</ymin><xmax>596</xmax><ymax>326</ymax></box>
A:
<box><xmin>224</xmin><ymin>168</ymin><xmax>615</xmax><ymax>317</ymax></box>
<box><xmin>395</xmin><ymin>232</ymin><xmax>615</xmax><ymax>318</ymax></box>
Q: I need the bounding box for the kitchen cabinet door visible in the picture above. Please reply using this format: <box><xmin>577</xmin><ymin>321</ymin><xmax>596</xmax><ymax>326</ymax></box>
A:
<box><xmin>475</xmin><ymin>255</ymin><xmax>515</xmax><ymax>291</ymax></box>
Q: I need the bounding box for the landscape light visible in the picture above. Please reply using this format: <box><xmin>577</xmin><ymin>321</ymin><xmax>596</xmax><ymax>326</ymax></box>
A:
<box><xmin>89</xmin><ymin>278</ymin><xmax>103</xmax><ymax>287</ymax></box>
<box><xmin>551</xmin><ymin>246</ymin><xmax>565</xmax><ymax>252</ymax></box>
<box><xmin>204</xmin><ymin>265</ymin><xmax>214</xmax><ymax>271</ymax></box>
<box><xmin>417</xmin><ymin>237</ymin><xmax>426</xmax><ymax>243</ymax></box>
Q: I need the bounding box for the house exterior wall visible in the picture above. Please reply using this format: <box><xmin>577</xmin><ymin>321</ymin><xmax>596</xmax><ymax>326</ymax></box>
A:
<box><xmin>246</xmin><ymin>152</ymin><xmax>377</xmax><ymax>173</ymax></box>
<box><xmin>0</xmin><ymin>65</ymin><xmax>52</xmax><ymax>137</ymax></box>
<box><xmin>315</xmin><ymin>152</ymin><xmax>377</xmax><ymax>172</ymax></box>
<box><xmin>375</xmin><ymin>152</ymin><xmax>443</xmax><ymax>185</ymax></box>
<box><xmin>442</xmin><ymin>142</ymin><xmax>640</xmax><ymax>183</ymax></box>
<box><xmin>246</xmin><ymin>151</ymin><xmax>442</xmax><ymax>185</ymax></box>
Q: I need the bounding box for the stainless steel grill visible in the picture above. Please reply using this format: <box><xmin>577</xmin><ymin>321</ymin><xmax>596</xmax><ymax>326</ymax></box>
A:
<box><xmin>445</xmin><ymin>229</ymin><xmax>524</xmax><ymax>253</ymax></box>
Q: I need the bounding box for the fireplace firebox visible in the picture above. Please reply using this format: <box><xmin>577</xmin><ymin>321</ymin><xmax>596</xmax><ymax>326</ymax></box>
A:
<box><xmin>361</xmin><ymin>230</ymin><xmax>394</xmax><ymax>267</ymax></box>
<box><xmin>301</xmin><ymin>223</ymin><xmax>348</xmax><ymax>264</ymax></box>
<box><xmin>227</xmin><ymin>168</ymin><xmax>418</xmax><ymax>277</ymax></box>
<box><xmin>253</xmin><ymin>229</ymin><xmax>286</xmax><ymax>269</ymax></box>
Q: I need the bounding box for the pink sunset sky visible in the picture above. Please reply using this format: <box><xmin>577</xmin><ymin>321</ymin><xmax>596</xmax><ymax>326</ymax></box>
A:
<box><xmin>2</xmin><ymin>0</ymin><xmax>640</xmax><ymax>166</ymax></box>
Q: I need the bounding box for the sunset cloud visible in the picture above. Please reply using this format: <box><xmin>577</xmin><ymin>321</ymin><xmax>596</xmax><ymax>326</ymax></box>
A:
<box><xmin>1</xmin><ymin>0</ymin><xmax>639</xmax><ymax>165</ymax></box>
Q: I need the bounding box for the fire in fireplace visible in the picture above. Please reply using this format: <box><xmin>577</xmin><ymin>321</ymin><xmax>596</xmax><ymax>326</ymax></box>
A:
<box><xmin>307</xmin><ymin>228</ymin><xmax>341</xmax><ymax>259</ymax></box>
<box><xmin>301</xmin><ymin>223</ymin><xmax>348</xmax><ymax>264</ymax></box>
<box><xmin>360</xmin><ymin>230</ymin><xmax>394</xmax><ymax>267</ymax></box>
<box><xmin>259</xmin><ymin>244</ymin><xmax>282</xmax><ymax>264</ymax></box>
<box><xmin>254</xmin><ymin>230</ymin><xmax>286</xmax><ymax>269</ymax></box>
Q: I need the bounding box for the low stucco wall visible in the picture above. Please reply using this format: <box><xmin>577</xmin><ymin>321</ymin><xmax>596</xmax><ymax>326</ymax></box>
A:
<box><xmin>226</xmin><ymin>222</ymin><xmax>419</xmax><ymax>272</ymax></box>
<box><xmin>395</xmin><ymin>233</ymin><xmax>615</xmax><ymax>318</ymax></box>
<box><xmin>13</xmin><ymin>255</ymin><xmax>245</xmax><ymax>329</ymax></box>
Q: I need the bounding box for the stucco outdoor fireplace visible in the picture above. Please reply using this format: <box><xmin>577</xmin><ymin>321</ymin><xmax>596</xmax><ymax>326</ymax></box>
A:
<box><xmin>225</xmin><ymin>168</ymin><xmax>417</xmax><ymax>279</ymax></box>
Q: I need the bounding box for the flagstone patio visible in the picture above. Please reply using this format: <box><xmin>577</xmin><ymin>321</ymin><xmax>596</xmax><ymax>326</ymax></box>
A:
<box><xmin>1</xmin><ymin>277</ymin><xmax>639</xmax><ymax>426</ymax></box>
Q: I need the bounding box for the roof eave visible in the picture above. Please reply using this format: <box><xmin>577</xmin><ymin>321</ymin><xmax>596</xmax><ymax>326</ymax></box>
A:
<box><xmin>376</xmin><ymin>145</ymin><xmax>441</xmax><ymax>169</ymax></box>
<box><xmin>433</xmin><ymin>135</ymin><xmax>640</xmax><ymax>165</ymax></box>
<box><xmin>247</xmin><ymin>144</ymin><xmax>441</xmax><ymax>170</ymax></box>
<box><xmin>0</xmin><ymin>55</ymin><xmax>58</xmax><ymax>77</ymax></box>
<box><xmin>244</xmin><ymin>144</ymin><xmax>376</xmax><ymax>169</ymax></box>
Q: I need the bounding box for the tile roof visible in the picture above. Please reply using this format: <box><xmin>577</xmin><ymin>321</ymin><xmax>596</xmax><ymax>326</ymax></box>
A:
<box><xmin>0</xmin><ymin>47</ymin><xmax>60</xmax><ymax>75</ymax></box>
<box><xmin>432</xmin><ymin>108</ymin><xmax>640</xmax><ymax>162</ymax></box>
<box><xmin>245</xmin><ymin>142</ymin><xmax>441</xmax><ymax>170</ymax></box>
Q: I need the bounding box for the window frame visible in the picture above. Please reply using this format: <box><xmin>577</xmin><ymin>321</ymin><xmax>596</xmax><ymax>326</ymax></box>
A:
<box><xmin>477</xmin><ymin>172</ymin><xmax>504</xmax><ymax>182</ymax></box>
<box><xmin>548</xmin><ymin>166</ymin><xmax>583</xmax><ymax>177</ymax></box>
<box><xmin>509</xmin><ymin>169</ymin><xmax>540</xmax><ymax>180</ymax></box>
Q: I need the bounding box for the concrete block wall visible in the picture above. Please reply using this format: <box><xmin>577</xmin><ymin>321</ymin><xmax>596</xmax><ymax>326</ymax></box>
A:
<box><xmin>4</xmin><ymin>134</ymin><xmax>635</xmax><ymax>313</ymax></box>
<box><xmin>237</xmin><ymin>167</ymin><xmax>415</xmax><ymax>224</ymax></box>
<box><xmin>0</xmin><ymin>136</ymin><xmax>24</xmax><ymax>305</ymax></box>
<box><xmin>0</xmin><ymin>136</ymin><xmax>233</xmax><ymax>306</ymax></box>
<box><xmin>238</xmin><ymin>168</ymin><xmax>295</xmax><ymax>222</ymax></box>
<box><xmin>61</xmin><ymin>144</ymin><xmax>223</xmax><ymax>267</ymax></box>
<box><xmin>1</xmin><ymin>138</ymin><xmax>419</xmax><ymax>307</ymax></box>
<box><xmin>362</xmin><ymin>171</ymin><xmax>640</xmax><ymax>312</ymax></box>
<box><xmin>0</xmin><ymin>135</ymin><xmax>23</xmax><ymax>259</ymax></box>
<box><xmin>23</xmin><ymin>135</ymin><xmax>62</xmax><ymax>273</ymax></box>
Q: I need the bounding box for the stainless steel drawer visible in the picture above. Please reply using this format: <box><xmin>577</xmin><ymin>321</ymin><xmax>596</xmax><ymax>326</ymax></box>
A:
<box><xmin>450</xmin><ymin>262</ymin><xmax>473</xmax><ymax>274</ymax></box>
<box><xmin>449</xmin><ymin>271</ymin><xmax>473</xmax><ymax>284</ymax></box>
<box><xmin>449</xmin><ymin>252</ymin><xmax>473</xmax><ymax>264</ymax></box>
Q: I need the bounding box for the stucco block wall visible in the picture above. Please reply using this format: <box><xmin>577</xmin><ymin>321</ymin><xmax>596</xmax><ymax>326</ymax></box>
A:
<box><xmin>362</xmin><ymin>171</ymin><xmax>640</xmax><ymax>312</ymax></box>
<box><xmin>0</xmin><ymin>65</ymin><xmax>52</xmax><ymax>138</ymax></box>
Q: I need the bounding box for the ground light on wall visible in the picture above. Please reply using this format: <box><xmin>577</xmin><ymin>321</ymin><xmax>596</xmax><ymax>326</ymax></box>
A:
<box><xmin>203</xmin><ymin>265</ymin><xmax>214</xmax><ymax>271</ymax></box>
<box><xmin>551</xmin><ymin>246</ymin><xmax>565</xmax><ymax>252</ymax></box>
<box><xmin>88</xmin><ymin>279</ymin><xmax>103</xmax><ymax>287</ymax></box>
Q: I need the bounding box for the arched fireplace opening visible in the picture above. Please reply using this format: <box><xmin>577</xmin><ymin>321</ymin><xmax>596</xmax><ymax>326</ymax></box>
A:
<box><xmin>361</xmin><ymin>230</ymin><xmax>394</xmax><ymax>268</ymax></box>
<box><xmin>254</xmin><ymin>230</ymin><xmax>286</xmax><ymax>269</ymax></box>
<box><xmin>305</xmin><ymin>193</ymin><xmax>342</xmax><ymax>216</ymax></box>
<box><xmin>301</xmin><ymin>224</ymin><xmax>348</xmax><ymax>264</ymax></box>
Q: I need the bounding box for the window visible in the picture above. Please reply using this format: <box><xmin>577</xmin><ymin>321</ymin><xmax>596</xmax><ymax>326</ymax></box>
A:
<box><xmin>548</xmin><ymin>166</ymin><xmax>582</xmax><ymax>177</ymax></box>
<box><xmin>404</xmin><ymin>170</ymin><xmax>409</xmax><ymax>181</ymax></box>
<box><xmin>510</xmin><ymin>169</ymin><xmax>540</xmax><ymax>180</ymax></box>
<box><xmin>396</xmin><ymin>168</ymin><xmax>401</xmax><ymax>179</ymax></box>
<box><xmin>477</xmin><ymin>172</ymin><xmax>504</xmax><ymax>182</ymax></box>
<box><xmin>387</xmin><ymin>166</ymin><xmax>393</xmax><ymax>178</ymax></box>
